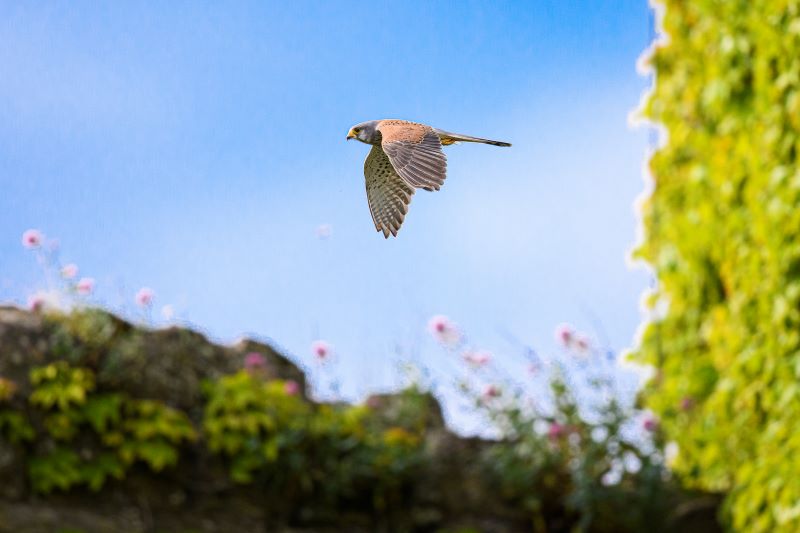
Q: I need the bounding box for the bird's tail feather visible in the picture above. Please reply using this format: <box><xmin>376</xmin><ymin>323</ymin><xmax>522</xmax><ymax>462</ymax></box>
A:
<box><xmin>434</xmin><ymin>129</ymin><xmax>511</xmax><ymax>147</ymax></box>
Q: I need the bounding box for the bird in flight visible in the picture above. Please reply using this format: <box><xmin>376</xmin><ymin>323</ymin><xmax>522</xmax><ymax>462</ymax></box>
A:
<box><xmin>347</xmin><ymin>119</ymin><xmax>511</xmax><ymax>238</ymax></box>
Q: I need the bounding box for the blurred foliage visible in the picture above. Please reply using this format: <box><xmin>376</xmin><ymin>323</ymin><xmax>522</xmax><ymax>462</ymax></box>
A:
<box><xmin>0</xmin><ymin>409</ymin><xmax>35</xmax><ymax>445</ymax></box>
<box><xmin>469</xmin><ymin>370</ymin><xmax>682</xmax><ymax>533</ymax></box>
<box><xmin>25</xmin><ymin>362</ymin><xmax>195</xmax><ymax>493</ymax></box>
<box><xmin>633</xmin><ymin>0</ymin><xmax>800</xmax><ymax>530</ymax></box>
<box><xmin>0</xmin><ymin>375</ymin><xmax>33</xmax><ymax>444</ymax></box>
<box><xmin>47</xmin><ymin>307</ymin><xmax>121</xmax><ymax>365</ymax></box>
<box><xmin>1</xmin><ymin>306</ymin><xmax>429</xmax><ymax>519</ymax></box>
<box><xmin>203</xmin><ymin>371</ymin><xmax>427</xmax><ymax>514</ymax></box>
<box><xmin>203</xmin><ymin>371</ymin><xmax>314</xmax><ymax>482</ymax></box>
<box><xmin>0</xmin><ymin>307</ymin><xmax>721</xmax><ymax>530</ymax></box>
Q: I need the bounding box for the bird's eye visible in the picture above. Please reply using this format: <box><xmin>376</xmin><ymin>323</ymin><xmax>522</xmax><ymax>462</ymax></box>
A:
<box><xmin>353</xmin><ymin>128</ymin><xmax>360</xmax><ymax>133</ymax></box>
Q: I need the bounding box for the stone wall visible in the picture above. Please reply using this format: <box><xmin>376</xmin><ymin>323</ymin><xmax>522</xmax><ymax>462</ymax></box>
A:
<box><xmin>0</xmin><ymin>307</ymin><xmax>720</xmax><ymax>533</ymax></box>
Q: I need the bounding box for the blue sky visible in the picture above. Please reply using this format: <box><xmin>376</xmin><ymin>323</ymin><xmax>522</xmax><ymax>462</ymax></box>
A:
<box><xmin>0</xmin><ymin>1</ymin><xmax>653</xmax><ymax>412</ymax></box>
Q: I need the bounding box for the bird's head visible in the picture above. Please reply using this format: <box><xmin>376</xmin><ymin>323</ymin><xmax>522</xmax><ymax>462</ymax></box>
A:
<box><xmin>346</xmin><ymin>121</ymin><xmax>380</xmax><ymax>144</ymax></box>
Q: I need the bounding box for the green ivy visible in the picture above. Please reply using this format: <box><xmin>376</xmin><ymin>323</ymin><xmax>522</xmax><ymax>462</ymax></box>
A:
<box><xmin>30</xmin><ymin>362</ymin><xmax>95</xmax><ymax>411</ymax></box>
<box><xmin>28</xmin><ymin>448</ymin><xmax>84</xmax><ymax>494</ymax></box>
<box><xmin>25</xmin><ymin>362</ymin><xmax>195</xmax><ymax>493</ymax></box>
<box><xmin>116</xmin><ymin>399</ymin><xmax>197</xmax><ymax>471</ymax></box>
<box><xmin>203</xmin><ymin>370</ymin><xmax>427</xmax><ymax>514</ymax></box>
<box><xmin>0</xmin><ymin>409</ymin><xmax>35</xmax><ymax>444</ymax></box>
<box><xmin>15</xmin><ymin>358</ymin><xmax>427</xmax><ymax>504</ymax></box>
<box><xmin>203</xmin><ymin>371</ymin><xmax>312</xmax><ymax>482</ymax></box>
<box><xmin>0</xmin><ymin>376</ymin><xmax>34</xmax><ymax>444</ymax></box>
<box><xmin>633</xmin><ymin>1</ymin><xmax>800</xmax><ymax>530</ymax></box>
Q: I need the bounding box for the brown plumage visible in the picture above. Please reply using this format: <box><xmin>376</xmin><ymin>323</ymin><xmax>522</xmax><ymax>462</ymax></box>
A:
<box><xmin>347</xmin><ymin>119</ymin><xmax>511</xmax><ymax>238</ymax></box>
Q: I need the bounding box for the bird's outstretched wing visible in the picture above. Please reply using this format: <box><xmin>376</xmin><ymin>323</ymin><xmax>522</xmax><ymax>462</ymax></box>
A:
<box><xmin>377</xmin><ymin>120</ymin><xmax>447</xmax><ymax>191</ymax></box>
<box><xmin>364</xmin><ymin>145</ymin><xmax>415</xmax><ymax>238</ymax></box>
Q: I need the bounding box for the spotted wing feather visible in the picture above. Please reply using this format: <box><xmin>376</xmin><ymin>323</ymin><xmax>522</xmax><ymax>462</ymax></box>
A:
<box><xmin>377</xmin><ymin>121</ymin><xmax>447</xmax><ymax>192</ymax></box>
<box><xmin>364</xmin><ymin>145</ymin><xmax>415</xmax><ymax>238</ymax></box>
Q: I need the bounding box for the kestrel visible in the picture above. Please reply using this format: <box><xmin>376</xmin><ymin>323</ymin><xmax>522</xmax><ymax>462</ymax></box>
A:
<box><xmin>346</xmin><ymin>119</ymin><xmax>511</xmax><ymax>238</ymax></box>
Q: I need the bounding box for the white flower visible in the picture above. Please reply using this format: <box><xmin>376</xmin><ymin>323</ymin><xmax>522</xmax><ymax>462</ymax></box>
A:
<box><xmin>161</xmin><ymin>305</ymin><xmax>175</xmax><ymax>320</ymax></box>
<box><xmin>664</xmin><ymin>442</ymin><xmax>679</xmax><ymax>467</ymax></box>
<box><xmin>623</xmin><ymin>451</ymin><xmax>642</xmax><ymax>474</ymax></box>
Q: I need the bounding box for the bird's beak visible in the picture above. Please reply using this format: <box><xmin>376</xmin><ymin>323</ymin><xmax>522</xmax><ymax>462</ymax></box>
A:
<box><xmin>346</xmin><ymin>128</ymin><xmax>356</xmax><ymax>141</ymax></box>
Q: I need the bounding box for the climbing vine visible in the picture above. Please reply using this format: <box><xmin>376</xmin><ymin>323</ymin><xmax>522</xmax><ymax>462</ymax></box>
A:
<box><xmin>633</xmin><ymin>0</ymin><xmax>800</xmax><ymax>530</ymax></box>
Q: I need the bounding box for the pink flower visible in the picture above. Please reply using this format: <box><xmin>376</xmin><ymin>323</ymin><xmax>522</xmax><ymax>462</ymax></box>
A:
<box><xmin>427</xmin><ymin>315</ymin><xmax>462</xmax><ymax>347</ymax></box>
<box><xmin>27</xmin><ymin>293</ymin><xmax>47</xmax><ymax>312</ymax></box>
<box><xmin>463</xmin><ymin>350</ymin><xmax>491</xmax><ymax>367</ymax></box>
<box><xmin>244</xmin><ymin>352</ymin><xmax>267</xmax><ymax>370</ymax></box>
<box><xmin>482</xmin><ymin>384</ymin><xmax>501</xmax><ymax>400</ymax></box>
<box><xmin>555</xmin><ymin>323</ymin><xmax>574</xmax><ymax>347</ymax></box>
<box><xmin>680</xmin><ymin>396</ymin><xmax>695</xmax><ymax>411</ymax></box>
<box><xmin>284</xmin><ymin>380</ymin><xmax>300</xmax><ymax>396</ymax></box>
<box><xmin>643</xmin><ymin>417</ymin><xmax>659</xmax><ymax>432</ymax></box>
<box><xmin>316</xmin><ymin>224</ymin><xmax>333</xmax><ymax>239</ymax></box>
<box><xmin>574</xmin><ymin>334</ymin><xmax>591</xmax><ymax>354</ymax></box>
<box><xmin>548</xmin><ymin>422</ymin><xmax>568</xmax><ymax>442</ymax></box>
<box><xmin>135</xmin><ymin>287</ymin><xmax>155</xmax><ymax>307</ymax></box>
<box><xmin>76</xmin><ymin>277</ymin><xmax>95</xmax><ymax>295</ymax></box>
<box><xmin>311</xmin><ymin>340</ymin><xmax>332</xmax><ymax>360</ymax></box>
<box><xmin>61</xmin><ymin>263</ymin><xmax>79</xmax><ymax>279</ymax></box>
<box><xmin>22</xmin><ymin>229</ymin><xmax>43</xmax><ymax>249</ymax></box>
<box><xmin>555</xmin><ymin>323</ymin><xmax>593</xmax><ymax>355</ymax></box>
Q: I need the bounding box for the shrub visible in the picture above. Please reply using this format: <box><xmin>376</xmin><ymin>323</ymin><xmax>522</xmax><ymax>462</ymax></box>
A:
<box><xmin>25</xmin><ymin>362</ymin><xmax>196</xmax><ymax>493</ymax></box>
<box><xmin>202</xmin><ymin>371</ymin><xmax>428</xmax><ymax>516</ymax></box>
<box><xmin>468</xmin><ymin>367</ymin><xmax>680</xmax><ymax>532</ymax></box>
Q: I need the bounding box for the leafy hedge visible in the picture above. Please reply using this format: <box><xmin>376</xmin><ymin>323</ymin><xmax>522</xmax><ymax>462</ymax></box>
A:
<box><xmin>633</xmin><ymin>0</ymin><xmax>800</xmax><ymax>530</ymax></box>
